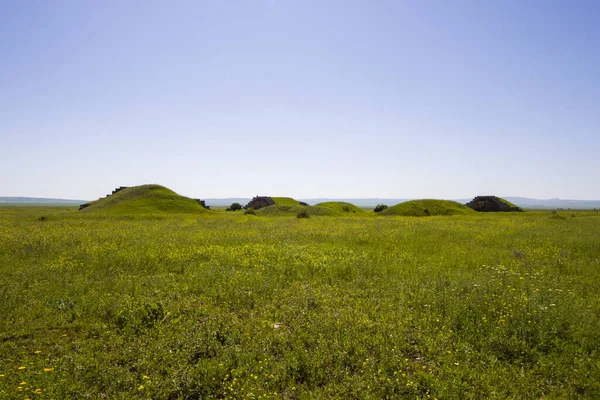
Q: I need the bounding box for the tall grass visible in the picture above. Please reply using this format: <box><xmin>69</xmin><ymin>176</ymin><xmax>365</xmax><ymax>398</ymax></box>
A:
<box><xmin>0</xmin><ymin>208</ymin><xmax>599</xmax><ymax>398</ymax></box>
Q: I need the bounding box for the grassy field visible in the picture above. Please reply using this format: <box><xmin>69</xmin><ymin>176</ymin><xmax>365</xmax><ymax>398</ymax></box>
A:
<box><xmin>1</xmin><ymin>207</ymin><xmax>599</xmax><ymax>399</ymax></box>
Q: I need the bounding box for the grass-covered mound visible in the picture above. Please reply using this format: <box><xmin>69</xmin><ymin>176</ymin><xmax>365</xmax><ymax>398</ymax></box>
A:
<box><xmin>466</xmin><ymin>196</ymin><xmax>523</xmax><ymax>212</ymax></box>
<box><xmin>80</xmin><ymin>185</ymin><xmax>208</xmax><ymax>214</ymax></box>
<box><xmin>271</xmin><ymin>197</ymin><xmax>302</xmax><ymax>206</ymax></box>
<box><xmin>315</xmin><ymin>201</ymin><xmax>364</xmax><ymax>215</ymax></box>
<box><xmin>381</xmin><ymin>199</ymin><xmax>476</xmax><ymax>217</ymax></box>
<box><xmin>257</xmin><ymin>205</ymin><xmax>337</xmax><ymax>217</ymax></box>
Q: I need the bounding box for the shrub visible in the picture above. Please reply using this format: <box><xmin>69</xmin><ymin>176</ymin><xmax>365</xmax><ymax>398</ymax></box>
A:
<box><xmin>297</xmin><ymin>209</ymin><xmax>310</xmax><ymax>219</ymax></box>
<box><xmin>226</xmin><ymin>202</ymin><xmax>242</xmax><ymax>212</ymax></box>
<box><xmin>374</xmin><ymin>204</ymin><xmax>388</xmax><ymax>213</ymax></box>
<box><xmin>244</xmin><ymin>208</ymin><xmax>256</xmax><ymax>215</ymax></box>
<box><xmin>196</xmin><ymin>199</ymin><xmax>211</xmax><ymax>210</ymax></box>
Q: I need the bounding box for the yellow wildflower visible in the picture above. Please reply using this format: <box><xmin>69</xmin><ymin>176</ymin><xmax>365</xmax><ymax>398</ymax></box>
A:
<box><xmin>34</xmin><ymin>351</ymin><xmax>41</xmax><ymax>354</ymax></box>
<box><xmin>20</xmin><ymin>381</ymin><xmax>27</xmax><ymax>385</ymax></box>
<box><xmin>143</xmin><ymin>375</ymin><xmax>150</xmax><ymax>379</ymax></box>
<box><xmin>17</xmin><ymin>366</ymin><xmax>26</xmax><ymax>370</ymax></box>
<box><xmin>43</xmin><ymin>368</ymin><xmax>54</xmax><ymax>372</ymax></box>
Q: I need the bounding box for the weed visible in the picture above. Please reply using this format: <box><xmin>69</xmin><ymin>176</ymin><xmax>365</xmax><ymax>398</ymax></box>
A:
<box><xmin>297</xmin><ymin>209</ymin><xmax>310</xmax><ymax>218</ymax></box>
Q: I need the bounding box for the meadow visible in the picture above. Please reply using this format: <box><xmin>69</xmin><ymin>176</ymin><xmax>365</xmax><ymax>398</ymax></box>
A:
<box><xmin>1</xmin><ymin>207</ymin><xmax>599</xmax><ymax>399</ymax></box>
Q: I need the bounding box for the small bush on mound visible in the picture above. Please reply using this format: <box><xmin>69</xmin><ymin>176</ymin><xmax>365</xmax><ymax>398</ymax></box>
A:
<box><xmin>297</xmin><ymin>209</ymin><xmax>310</xmax><ymax>219</ymax></box>
<box><xmin>244</xmin><ymin>208</ymin><xmax>257</xmax><ymax>215</ymax></box>
<box><xmin>374</xmin><ymin>204</ymin><xmax>388</xmax><ymax>213</ymax></box>
<box><xmin>226</xmin><ymin>202</ymin><xmax>243</xmax><ymax>211</ymax></box>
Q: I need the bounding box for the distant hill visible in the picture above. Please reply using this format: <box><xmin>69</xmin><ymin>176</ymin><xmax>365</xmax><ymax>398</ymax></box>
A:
<box><xmin>502</xmin><ymin>197</ymin><xmax>600</xmax><ymax>210</ymax></box>
<box><xmin>203</xmin><ymin>198</ymin><xmax>251</xmax><ymax>207</ymax></box>
<box><xmin>0</xmin><ymin>197</ymin><xmax>88</xmax><ymax>205</ymax></box>
<box><xmin>381</xmin><ymin>200</ymin><xmax>476</xmax><ymax>217</ymax></box>
<box><xmin>301</xmin><ymin>198</ymin><xmax>410</xmax><ymax>207</ymax></box>
<box><xmin>304</xmin><ymin>198</ymin><xmax>600</xmax><ymax>209</ymax></box>
<box><xmin>315</xmin><ymin>201</ymin><xmax>365</xmax><ymax>214</ymax></box>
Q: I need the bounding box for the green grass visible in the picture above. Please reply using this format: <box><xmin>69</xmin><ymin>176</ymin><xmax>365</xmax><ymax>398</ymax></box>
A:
<box><xmin>80</xmin><ymin>184</ymin><xmax>208</xmax><ymax>214</ymax></box>
<box><xmin>270</xmin><ymin>197</ymin><xmax>302</xmax><ymax>206</ymax></box>
<box><xmin>256</xmin><ymin>205</ymin><xmax>337</xmax><ymax>217</ymax></box>
<box><xmin>381</xmin><ymin>199</ymin><xmax>476</xmax><ymax>217</ymax></box>
<box><xmin>315</xmin><ymin>201</ymin><xmax>365</xmax><ymax>215</ymax></box>
<box><xmin>1</xmin><ymin>208</ymin><xmax>599</xmax><ymax>398</ymax></box>
<box><xmin>496</xmin><ymin>197</ymin><xmax>523</xmax><ymax>211</ymax></box>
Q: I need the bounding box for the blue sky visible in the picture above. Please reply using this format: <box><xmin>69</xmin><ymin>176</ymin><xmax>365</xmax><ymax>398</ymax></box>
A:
<box><xmin>1</xmin><ymin>0</ymin><xmax>599</xmax><ymax>200</ymax></box>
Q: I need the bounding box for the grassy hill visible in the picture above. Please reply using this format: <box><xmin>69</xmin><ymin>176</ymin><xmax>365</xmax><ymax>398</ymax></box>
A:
<box><xmin>271</xmin><ymin>197</ymin><xmax>302</xmax><ymax>206</ymax></box>
<box><xmin>496</xmin><ymin>197</ymin><xmax>522</xmax><ymax>210</ymax></box>
<box><xmin>80</xmin><ymin>185</ymin><xmax>208</xmax><ymax>214</ymax></box>
<box><xmin>256</xmin><ymin>205</ymin><xmax>337</xmax><ymax>217</ymax></box>
<box><xmin>381</xmin><ymin>199</ymin><xmax>476</xmax><ymax>217</ymax></box>
<box><xmin>315</xmin><ymin>201</ymin><xmax>364</xmax><ymax>215</ymax></box>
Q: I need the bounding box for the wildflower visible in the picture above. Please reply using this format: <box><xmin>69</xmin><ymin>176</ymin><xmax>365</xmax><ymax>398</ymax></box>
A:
<box><xmin>20</xmin><ymin>381</ymin><xmax>27</xmax><ymax>385</ymax></box>
<box><xmin>34</xmin><ymin>351</ymin><xmax>41</xmax><ymax>354</ymax></box>
<box><xmin>43</xmin><ymin>368</ymin><xmax>54</xmax><ymax>372</ymax></box>
<box><xmin>0</xmin><ymin>374</ymin><xmax>5</xmax><ymax>377</ymax></box>
<box><xmin>18</xmin><ymin>366</ymin><xmax>26</xmax><ymax>370</ymax></box>
<box><xmin>142</xmin><ymin>375</ymin><xmax>150</xmax><ymax>379</ymax></box>
<box><xmin>138</xmin><ymin>385</ymin><xmax>145</xmax><ymax>390</ymax></box>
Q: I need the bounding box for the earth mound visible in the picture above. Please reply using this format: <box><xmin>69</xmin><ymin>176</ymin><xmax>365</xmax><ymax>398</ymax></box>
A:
<box><xmin>315</xmin><ymin>201</ymin><xmax>364</xmax><ymax>214</ymax></box>
<box><xmin>380</xmin><ymin>199</ymin><xmax>475</xmax><ymax>217</ymax></box>
<box><xmin>245</xmin><ymin>196</ymin><xmax>305</xmax><ymax>210</ymax></box>
<box><xmin>466</xmin><ymin>196</ymin><xmax>523</xmax><ymax>212</ymax></box>
<box><xmin>257</xmin><ymin>205</ymin><xmax>336</xmax><ymax>217</ymax></box>
<box><xmin>79</xmin><ymin>185</ymin><xmax>209</xmax><ymax>214</ymax></box>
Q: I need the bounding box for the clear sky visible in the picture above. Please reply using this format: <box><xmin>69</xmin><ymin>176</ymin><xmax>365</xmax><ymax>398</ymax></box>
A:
<box><xmin>2</xmin><ymin>0</ymin><xmax>599</xmax><ymax>200</ymax></box>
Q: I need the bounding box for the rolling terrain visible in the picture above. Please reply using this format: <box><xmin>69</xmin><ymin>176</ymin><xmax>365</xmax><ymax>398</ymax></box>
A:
<box><xmin>1</xmin><ymin>197</ymin><xmax>599</xmax><ymax>398</ymax></box>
